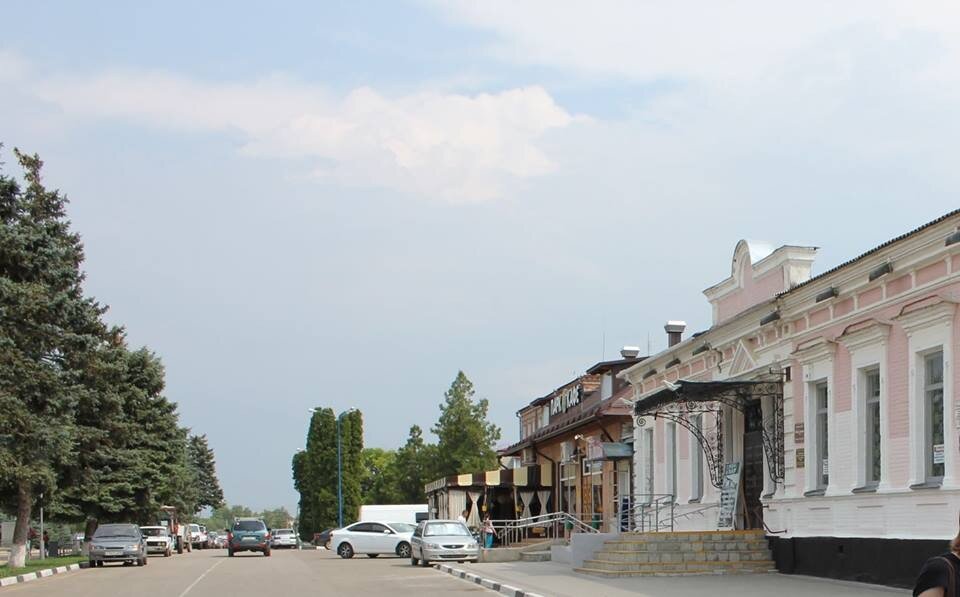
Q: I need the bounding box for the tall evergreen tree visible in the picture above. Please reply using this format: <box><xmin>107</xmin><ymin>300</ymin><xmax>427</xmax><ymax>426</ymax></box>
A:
<box><xmin>188</xmin><ymin>434</ymin><xmax>224</xmax><ymax>511</ymax></box>
<box><xmin>432</xmin><ymin>371</ymin><xmax>501</xmax><ymax>477</ymax></box>
<box><xmin>0</xmin><ymin>149</ymin><xmax>107</xmax><ymax>566</ymax></box>
<box><xmin>338</xmin><ymin>410</ymin><xmax>363</xmax><ymax>526</ymax></box>
<box><xmin>293</xmin><ymin>408</ymin><xmax>338</xmax><ymax>536</ymax></box>
<box><xmin>393</xmin><ymin>425</ymin><xmax>438</xmax><ymax>503</ymax></box>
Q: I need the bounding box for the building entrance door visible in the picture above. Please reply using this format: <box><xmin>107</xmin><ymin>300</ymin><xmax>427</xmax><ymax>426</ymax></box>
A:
<box><xmin>742</xmin><ymin>400</ymin><xmax>764</xmax><ymax>530</ymax></box>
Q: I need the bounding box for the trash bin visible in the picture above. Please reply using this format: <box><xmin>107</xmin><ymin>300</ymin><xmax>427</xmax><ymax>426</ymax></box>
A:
<box><xmin>46</xmin><ymin>540</ymin><xmax>59</xmax><ymax>557</ymax></box>
<box><xmin>591</xmin><ymin>514</ymin><xmax>601</xmax><ymax>530</ymax></box>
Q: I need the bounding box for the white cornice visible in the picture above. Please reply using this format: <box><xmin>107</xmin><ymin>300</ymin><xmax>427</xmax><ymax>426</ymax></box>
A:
<box><xmin>836</xmin><ymin>319</ymin><xmax>892</xmax><ymax>353</ymax></box>
<box><xmin>894</xmin><ymin>297</ymin><xmax>957</xmax><ymax>335</ymax></box>
<box><xmin>792</xmin><ymin>337</ymin><xmax>837</xmax><ymax>364</ymax></box>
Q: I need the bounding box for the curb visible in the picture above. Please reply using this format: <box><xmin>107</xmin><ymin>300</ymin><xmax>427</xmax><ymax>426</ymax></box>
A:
<box><xmin>435</xmin><ymin>563</ymin><xmax>545</xmax><ymax>597</ymax></box>
<box><xmin>0</xmin><ymin>562</ymin><xmax>89</xmax><ymax>588</ymax></box>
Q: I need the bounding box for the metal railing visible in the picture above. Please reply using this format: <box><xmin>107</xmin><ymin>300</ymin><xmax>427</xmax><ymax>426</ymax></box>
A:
<box><xmin>485</xmin><ymin>512</ymin><xmax>597</xmax><ymax>548</ymax></box>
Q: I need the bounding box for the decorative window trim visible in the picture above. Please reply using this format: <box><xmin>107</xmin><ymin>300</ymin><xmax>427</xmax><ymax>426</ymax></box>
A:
<box><xmin>895</xmin><ymin>298</ymin><xmax>957</xmax><ymax>336</ymax></box>
<box><xmin>793</xmin><ymin>336</ymin><xmax>837</xmax><ymax>365</ymax></box>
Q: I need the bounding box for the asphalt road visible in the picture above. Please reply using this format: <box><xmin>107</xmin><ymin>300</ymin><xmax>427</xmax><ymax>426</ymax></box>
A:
<box><xmin>2</xmin><ymin>548</ymin><xmax>494</xmax><ymax>596</ymax></box>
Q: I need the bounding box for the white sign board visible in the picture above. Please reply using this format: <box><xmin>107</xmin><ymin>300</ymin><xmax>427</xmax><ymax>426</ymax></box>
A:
<box><xmin>934</xmin><ymin>444</ymin><xmax>945</xmax><ymax>465</ymax></box>
<box><xmin>0</xmin><ymin>521</ymin><xmax>14</xmax><ymax>547</ymax></box>
<box><xmin>717</xmin><ymin>462</ymin><xmax>742</xmax><ymax>530</ymax></box>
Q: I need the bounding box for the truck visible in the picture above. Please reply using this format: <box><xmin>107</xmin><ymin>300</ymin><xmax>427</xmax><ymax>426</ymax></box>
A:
<box><xmin>358</xmin><ymin>504</ymin><xmax>428</xmax><ymax>525</ymax></box>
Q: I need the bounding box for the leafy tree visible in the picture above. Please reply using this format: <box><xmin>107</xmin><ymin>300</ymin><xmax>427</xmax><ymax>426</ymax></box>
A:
<box><xmin>259</xmin><ymin>506</ymin><xmax>293</xmax><ymax>530</ymax></box>
<box><xmin>432</xmin><ymin>371</ymin><xmax>501</xmax><ymax>477</ymax></box>
<box><xmin>393</xmin><ymin>426</ymin><xmax>438</xmax><ymax>503</ymax></box>
<box><xmin>0</xmin><ymin>149</ymin><xmax>107</xmax><ymax>566</ymax></box>
<box><xmin>188</xmin><ymin>434</ymin><xmax>224</xmax><ymax>511</ymax></box>
<box><xmin>360</xmin><ymin>448</ymin><xmax>400</xmax><ymax>505</ymax></box>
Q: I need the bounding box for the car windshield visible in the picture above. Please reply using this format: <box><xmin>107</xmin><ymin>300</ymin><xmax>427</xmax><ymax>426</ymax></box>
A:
<box><xmin>275</xmin><ymin>529</ymin><xmax>293</xmax><ymax>535</ymax></box>
<box><xmin>234</xmin><ymin>520</ymin><xmax>266</xmax><ymax>532</ymax></box>
<box><xmin>140</xmin><ymin>528</ymin><xmax>167</xmax><ymax>536</ymax></box>
<box><xmin>94</xmin><ymin>526</ymin><xmax>139</xmax><ymax>539</ymax></box>
<box><xmin>389</xmin><ymin>523</ymin><xmax>416</xmax><ymax>533</ymax></box>
<box><xmin>424</xmin><ymin>523</ymin><xmax>470</xmax><ymax>537</ymax></box>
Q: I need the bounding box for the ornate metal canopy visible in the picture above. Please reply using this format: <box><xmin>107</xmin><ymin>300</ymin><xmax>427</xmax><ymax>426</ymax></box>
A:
<box><xmin>634</xmin><ymin>379</ymin><xmax>784</xmax><ymax>489</ymax></box>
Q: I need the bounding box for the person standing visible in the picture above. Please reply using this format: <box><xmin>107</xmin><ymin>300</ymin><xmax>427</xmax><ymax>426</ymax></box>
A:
<box><xmin>482</xmin><ymin>515</ymin><xmax>497</xmax><ymax>549</ymax></box>
<box><xmin>457</xmin><ymin>509</ymin><xmax>468</xmax><ymax>526</ymax></box>
<box><xmin>914</xmin><ymin>520</ymin><xmax>960</xmax><ymax>597</ymax></box>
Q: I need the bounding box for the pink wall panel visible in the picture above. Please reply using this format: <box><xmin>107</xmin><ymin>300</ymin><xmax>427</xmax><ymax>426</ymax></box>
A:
<box><xmin>917</xmin><ymin>260</ymin><xmax>948</xmax><ymax>285</ymax></box>
<box><xmin>833</xmin><ymin>345</ymin><xmax>852</xmax><ymax>412</ymax></box>
<box><xmin>794</xmin><ymin>318</ymin><xmax>807</xmax><ymax>333</ymax></box>
<box><xmin>886</xmin><ymin>323</ymin><xmax>909</xmax><ymax>440</ymax></box>
<box><xmin>858</xmin><ymin>286</ymin><xmax>883</xmax><ymax>308</ymax></box>
<box><xmin>809</xmin><ymin>308</ymin><xmax>830</xmax><ymax>327</ymax></box>
<box><xmin>886</xmin><ymin>274</ymin><xmax>913</xmax><ymax>297</ymax></box>
<box><xmin>833</xmin><ymin>297</ymin><xmax>854</xmax><ymax>318</ymax></box>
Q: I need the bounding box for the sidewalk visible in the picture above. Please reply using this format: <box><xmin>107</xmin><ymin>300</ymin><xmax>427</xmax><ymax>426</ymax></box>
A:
<box><xmin>447</xmin><ymin>560</ymin><xmax>911</xmax><ymax>597</ymax></box>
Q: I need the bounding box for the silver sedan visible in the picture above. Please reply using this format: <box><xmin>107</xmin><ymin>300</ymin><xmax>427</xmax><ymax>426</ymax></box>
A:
<box><xmin>410</xmin><ymin>520</ymin><xmax>479</xmax><ymax>566</ymax></box>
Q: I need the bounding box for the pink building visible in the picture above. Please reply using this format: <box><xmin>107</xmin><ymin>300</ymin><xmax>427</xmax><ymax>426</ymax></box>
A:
<box><xmin>621</xmin><ymin>209</ymin><xmax>960</xmax><ymax>587</ymax></box>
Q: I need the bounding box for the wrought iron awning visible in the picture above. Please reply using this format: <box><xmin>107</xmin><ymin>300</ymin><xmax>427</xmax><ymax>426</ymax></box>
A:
<box><xmin>634</xmin><ymin>379</ymin><xmax>784</xmax><ymax>490</ymax></box>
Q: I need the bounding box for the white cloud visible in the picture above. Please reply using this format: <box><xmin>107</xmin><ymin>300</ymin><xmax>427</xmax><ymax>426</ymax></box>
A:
<box><xmin>5</xmin><ymin>56</ymin><xmax>578</xmax><ymax>202</ymax></box>
<box><xmin>432</xmin><ymin>1</ymin><xmax>960</xmax><ymax>83</ymax></box>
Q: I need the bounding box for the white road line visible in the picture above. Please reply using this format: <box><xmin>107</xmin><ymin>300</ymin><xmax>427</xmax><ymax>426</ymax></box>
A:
<box><xmin>177</xmin><ymin>559</ymin><xmax>225</xmax><ymax>597</ymax></box>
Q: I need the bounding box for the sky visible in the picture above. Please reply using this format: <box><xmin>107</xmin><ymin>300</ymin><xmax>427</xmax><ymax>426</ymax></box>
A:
<box><xmin>2</xmin><ymin>1</ymin><xmax>960</xmax><ymax>511</ymax></box>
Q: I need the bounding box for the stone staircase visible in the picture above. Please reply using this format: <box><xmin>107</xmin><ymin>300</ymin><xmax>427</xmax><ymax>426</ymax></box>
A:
<box><xmin>575</xmin><ymin>530</ymin><xmax>776</xmax><ymax>577</ymax></box>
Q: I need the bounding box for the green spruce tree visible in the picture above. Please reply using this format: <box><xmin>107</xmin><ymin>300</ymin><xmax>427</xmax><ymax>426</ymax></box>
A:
<box><xmin>188</xmin><ymin>434</ymin><xmax>224</xmax><ymax>511</ymax></box>
<box><xmin>432</xmin><ymin>371</ymin><xmax>501</xmax><ymax>477</ymax></box>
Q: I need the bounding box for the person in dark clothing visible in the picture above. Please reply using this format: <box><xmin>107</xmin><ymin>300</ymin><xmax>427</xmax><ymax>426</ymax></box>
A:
<box><xmin>914</xmin><ymin>523</ymin><xmax>960</xmax><ymax>597</ymax></box>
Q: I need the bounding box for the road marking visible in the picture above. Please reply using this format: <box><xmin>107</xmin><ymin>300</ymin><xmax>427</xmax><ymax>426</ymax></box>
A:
<box><xmin>177</xmin><ymin>559</ymin><xmax>225</xmax><ymax>597</ymax></box>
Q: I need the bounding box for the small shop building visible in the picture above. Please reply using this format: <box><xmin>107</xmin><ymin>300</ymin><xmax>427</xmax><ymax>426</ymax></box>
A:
<box><xmin>622</xmin><ymin>208</ymin><xmax>960</xmax><ymax>586</ymax></box>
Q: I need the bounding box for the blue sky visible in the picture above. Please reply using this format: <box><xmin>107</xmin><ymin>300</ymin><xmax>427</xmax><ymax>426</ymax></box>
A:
<box><xmin>3</xmin><ymin>1</ymin><xmax>959</xmax><ymax>511</ymax></box>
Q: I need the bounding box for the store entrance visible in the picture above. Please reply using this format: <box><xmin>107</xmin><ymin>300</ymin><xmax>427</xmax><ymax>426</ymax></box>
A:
<box><xmin>742</xmin><ymin>400</ymin><xmax>765</xmax><ymax>530</ymax></box>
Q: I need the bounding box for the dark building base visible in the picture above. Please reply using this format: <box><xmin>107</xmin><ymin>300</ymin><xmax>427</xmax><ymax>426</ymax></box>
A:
<box><xmin>768</xmin><ymin>535</ymin><xmax>947</xmax><ymax>589</ymax></box>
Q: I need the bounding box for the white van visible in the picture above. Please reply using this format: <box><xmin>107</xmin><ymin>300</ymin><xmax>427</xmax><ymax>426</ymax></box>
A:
<box><xmin>359</xmin><ymin>504</ymin><xmax>428</xmax><ymax>525</ymax></box>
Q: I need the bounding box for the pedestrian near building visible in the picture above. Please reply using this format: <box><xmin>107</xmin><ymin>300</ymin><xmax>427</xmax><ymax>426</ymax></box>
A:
<box><xmin>914</xmin><ymin>516</ymin><xmax>960</xmax><ymax>597</ymax></box>
<box><xmin>457</xmin><ymin>509</ymin><xmax>468</xmax><ymax>527</ymax></box>
<box><xmin>481</xmin><ymin>515</ymin><xmax>497</xmax><ymax>549</ymax></box>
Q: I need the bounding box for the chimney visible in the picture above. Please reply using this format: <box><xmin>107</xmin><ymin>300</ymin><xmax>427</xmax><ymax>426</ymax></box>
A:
<box><xmin>665</xmin><ymin>321</ymin><xmax>687</xmax><ymax>347</ymax></box>
<box><xmin>620</xmin><ymin>346</ymin><xmax>641</xmax><ymax>359</ymax></box>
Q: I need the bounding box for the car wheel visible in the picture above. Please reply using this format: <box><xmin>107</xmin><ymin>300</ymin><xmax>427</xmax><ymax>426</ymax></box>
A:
<box><xmin>165</xmin><ymin>548</ymin><xmax>171</xmax><ymax>557</ymax></box>
<box><xmin>324</xmin><ymin>540</ymin><xmax>331</xmax><ymax>550</ymax></box>
<box><xmin>337</xmin><ymin>543</ymin><xmax>354</xmax><ymax>559</ymax></box>
<box><xmin>396</xmin><ymin>542</ymin><xmax>411</xmax><ymax>559</ymax></box>
<box><xmin>410</xmin><ymin>556</ymin><xmax>419</xmax><ymax>566</ymax></box>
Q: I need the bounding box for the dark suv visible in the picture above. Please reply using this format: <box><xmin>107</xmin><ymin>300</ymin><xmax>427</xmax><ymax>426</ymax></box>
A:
<box><xmin>227</xmin><ymin>518</ymin><xmax>271</xmax><ymax>557</ymax></box>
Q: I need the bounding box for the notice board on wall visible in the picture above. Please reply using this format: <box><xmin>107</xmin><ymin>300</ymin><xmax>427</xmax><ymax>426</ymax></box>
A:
<box><xmin>717</xmin><ymin>462</ymin><xmax>742</xmax><ymax>530</ymax></box>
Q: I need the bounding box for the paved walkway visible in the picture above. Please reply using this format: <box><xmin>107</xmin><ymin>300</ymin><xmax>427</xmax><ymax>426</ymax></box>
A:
<box><xmin>451</xmin><ymin>560</ymin><xmax>911</xmax><ymax>597</ymax></box>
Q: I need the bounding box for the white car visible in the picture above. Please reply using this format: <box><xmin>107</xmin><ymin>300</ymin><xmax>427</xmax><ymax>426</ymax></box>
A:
<box><xmin>270</xmin><ymin>528</ymin><xmax>299</xmax><ymax>549</ymax></box>
<box><xmin>410</xmin><ymin>520</ymin><xmax>479</xmax><ymax>566</ymax></box>
<box><xmin>330</xmin><ymin>521</ymin><xmax>415</xmax><ymax>559</ymax></box>
<box><xmin>140</xmin><ymin>526</ymin><xmax>174</xmax><ymax>557</ymax></box>
<box><xmin>188</xmin><ymin>523</ymin><xmax>208</xmax><ymax>550</ymax></box>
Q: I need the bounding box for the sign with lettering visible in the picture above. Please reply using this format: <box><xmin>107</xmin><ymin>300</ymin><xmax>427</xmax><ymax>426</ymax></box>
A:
<box><xmin>551</xmin><ymin>384</ymin><xmax>582</xmax><ymax>415</ymax></box>
<box><xmin>794</xmin><ymin>423</ymin><xmax>804</xmax><ymax>445</ymax></box>
<box><xmin>795</xmin><ymin>448</ymin><xmax>805</xmax><ymax>469</ymax></box>
<box><xmin>717</xmin><ymin>462</ymin><xmax>742</xmax><ymax>530</ymax></box>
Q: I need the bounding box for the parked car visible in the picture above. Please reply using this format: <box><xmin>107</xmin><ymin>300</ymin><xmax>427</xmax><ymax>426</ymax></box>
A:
<box><xmin>410</xmin><ymin>520</ymin><xmax>479</xmax><ymax>566</ymax></box>
<box><xmin>227</xmin><ymin>518</ymin><xmax>271</xmax><ymax>557</ymax></box>
<box><xmin>330</xmin><ymin>521</ymin><xmax>414</xmax><ymax>560</ymax></box>
<box><xmin>89</xmin><ymin>524</ymin><xmax>148</xmax><ymax>567</ymax></box>
<box><xmin>140</xmin><ymin>526</ymin><xmax>174</xmax><ymax>557</ymax></box>
<box><xmin>188</xmin><ymin>523</ymin><xmax>208</xmax><ymax>550</ymax></box>
<box><xmin>313</xmin><ymin>528</ymin><xmax>334</xmax><ymax>549</ymax></box>
<box><xmin>270</xmin><ymin>528</ymin><xmax>298</xmax><ymax>549</ymax></box>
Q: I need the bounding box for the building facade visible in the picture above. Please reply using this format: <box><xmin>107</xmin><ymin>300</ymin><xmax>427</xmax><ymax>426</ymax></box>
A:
<box><xmin>622</xmin><ymin>209</ymin><xmax>960</xmax><ymax>585</ymax></box>
<box><xmin>501</xmin><ymin>353</ymin><xmax>642</xmax><ymax>532</ymax></box>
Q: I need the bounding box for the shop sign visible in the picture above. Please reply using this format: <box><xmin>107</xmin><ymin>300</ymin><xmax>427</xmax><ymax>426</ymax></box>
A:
<box><xmin>551</xmin><ymin>384</ymin><xmax>582</xmax><ymax>415</ymax></box>
<box><xmin>717</xmin><ymin>462</ymin><xmax>742</xmax><ymax>530</ymax></box>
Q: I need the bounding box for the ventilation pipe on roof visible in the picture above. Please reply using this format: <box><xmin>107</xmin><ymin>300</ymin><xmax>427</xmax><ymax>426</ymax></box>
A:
<box><xmin>620</xmin><ymin>346</ymin><xmax>641</xmax><ymax>359</ymax></box>
<box><xmin>665</xmin><ymin>321</ymin><xmax>687</xmax><ymax>347</ymax></box>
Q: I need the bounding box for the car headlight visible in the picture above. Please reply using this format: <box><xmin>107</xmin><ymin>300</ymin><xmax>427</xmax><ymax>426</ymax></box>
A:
<box><xmin>91</xmin><ymin>544</ymin><xmax>104</xmax><ymax>551</ymax></box>
<box><xmin>425</xmin><ymin>543</ymin><xmax>441</xmax><ymax>549</ymax></box>
<box><xmin>466</xmin><ymin>542</ymin><xmax>478</xmax><ymax>549</ymax></box>
<box><xmin>125</xmin><ymin>545</ymin><xmax>139</xmax><ymax>551</ymax></box>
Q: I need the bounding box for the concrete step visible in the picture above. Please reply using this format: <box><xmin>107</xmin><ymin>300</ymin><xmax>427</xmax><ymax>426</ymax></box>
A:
<box><xmin>593</xmin><ymin>549</ymin><xmax>772</xmax><ymax>564</ymax></box>
<box><xmin>519</xmin><ymin>551</ymin><xmax>551</xmax><ymax>562</ymax></box>
<box><xmin>613</xmin><ymin>530</ymin><xmax>767</xmax><ymax>543</ymax></box>
<box><xmin>579</xmin><ymin>558</ymin><xmax>776</xmax><ymax>574</ymax></box>
<box><xmin>600</xmin><ymin>539</ymin><xmax>770</xmax><ymax>552</ymax></box>
<box><xmin>574</xmin><ymin>565</ymin><xmax>776</xmax><ymax>578</ymax></box>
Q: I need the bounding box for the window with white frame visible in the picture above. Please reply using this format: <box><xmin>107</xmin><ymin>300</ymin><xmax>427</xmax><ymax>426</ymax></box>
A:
<box><xmin>641</xmin><ymin>427</ymin><xmax>654</xmax><ymax>503</ymax></box>
<box><xmin>560</xmin><ymin>462</ymin><xmax>577</xmax><ymax>514</ymax></box>
<box><xmin>666</xmin><ymin>423</ymin><xmax>678</xmax><ymax>500</ymax></box>
<box><xmin>925</xmin><ymin>350</ymin><xmax>945</xmax><ymax>482</ymax></box>
<box><xmin>815</xmin><ymin>381</ymin><xmax>829</xmax><ymax>489</ymax></box>
<box><xmin>690</xmin><ymin>414</ymin><xmax>704</xmax><ymax>501</ymax></box>
<box><xmin>863</xmin><ymin>367</ymin><xmax>881</xmax><ymax>486</ymax></box>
